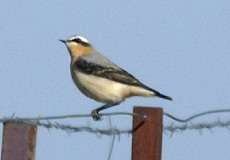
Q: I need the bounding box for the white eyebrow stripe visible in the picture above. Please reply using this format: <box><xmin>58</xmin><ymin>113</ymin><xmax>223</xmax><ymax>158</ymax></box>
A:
<box><xmin>68</xmin><ymin>35</ymin><xmax>89</xmax><ymax>43</ymax></box>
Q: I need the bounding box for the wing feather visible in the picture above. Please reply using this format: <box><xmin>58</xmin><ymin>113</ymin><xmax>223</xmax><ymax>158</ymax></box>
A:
<box><xmin>74</xmin><ymin>58</ymin><xmax>173</xmax><ymax>101</ymax></box>
<box><xmin>74</xmin><ymin>58</ymin><xmax>142</xmax><ymax>87</ymax></box>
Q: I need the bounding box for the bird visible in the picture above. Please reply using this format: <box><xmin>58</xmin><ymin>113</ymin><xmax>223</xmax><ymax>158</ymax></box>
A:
<box><xmin>60</xmin><ymin>35</ymin><xmax>172</xmax><ymax>120</ymax></box>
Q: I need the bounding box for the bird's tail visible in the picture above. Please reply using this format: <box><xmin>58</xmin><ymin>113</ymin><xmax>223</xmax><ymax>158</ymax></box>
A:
<box><xmin>141</xmin><ymin>84</ymin><xmax>173</xmax><ymax>101</ymax></box>
<box><xmin>155</xmin><ymin>92</ymin><xmax>172</xmax><ymax>101</ymax></box>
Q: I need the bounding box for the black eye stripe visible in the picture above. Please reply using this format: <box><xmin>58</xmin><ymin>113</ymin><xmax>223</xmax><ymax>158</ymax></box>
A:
<box><xmin>70</xmin><ymin>38</ymin><xmax>90</xmax><ymax>46</ymax></box>
<box><xmin>72</xmin><ymin>38</ymin><xmax>81</xmax><ymax>43</ymax></box>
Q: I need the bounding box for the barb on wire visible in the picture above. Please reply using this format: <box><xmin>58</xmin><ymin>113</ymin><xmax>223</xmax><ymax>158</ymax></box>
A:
<box><xmin>163</xmin><ymin>109</ymin><xmax>230</xmax><ymax>123</ymax></box>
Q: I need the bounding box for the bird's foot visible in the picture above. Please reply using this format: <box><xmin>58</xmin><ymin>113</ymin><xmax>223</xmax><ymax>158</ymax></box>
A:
<box><xmin>91</xmin><ymin>109</ymin><xmax>102</xmax><ymax>121</ymax></box>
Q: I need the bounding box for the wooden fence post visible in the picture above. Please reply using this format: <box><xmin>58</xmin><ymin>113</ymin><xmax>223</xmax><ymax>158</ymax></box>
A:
<box><xmin>132</xmin><ymin>107</ymin><xmax>163</xmax><ymax>160</ymax></box>
<box><xmin>1</xmin><ymin>121</ymin><xmax>37</xmax><ymax>160</ymax></box>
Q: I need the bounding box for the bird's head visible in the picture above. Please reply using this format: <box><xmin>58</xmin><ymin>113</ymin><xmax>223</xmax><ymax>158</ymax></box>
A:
<box><xmin>60</xmin><ymin>35</ymin><xmax>92</xmax><ymax>58</ymax></box>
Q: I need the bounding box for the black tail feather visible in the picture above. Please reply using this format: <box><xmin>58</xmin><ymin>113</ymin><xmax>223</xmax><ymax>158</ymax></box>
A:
<box><xmin>141</xmin><ymin>83</ymin><xmax>173</xmax><ymax>101</ymax></box>
<box><xmin>156</xmin><ymin>92</ymin><xmax>173</xmax><ymax>101</ymax></box>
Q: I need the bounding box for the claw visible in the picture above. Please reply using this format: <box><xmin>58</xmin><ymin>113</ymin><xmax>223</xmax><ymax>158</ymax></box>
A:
<box><xmin>91</xmin><ymin>109</ymin><xmax>102</xmax><ymax>120</ymax></box>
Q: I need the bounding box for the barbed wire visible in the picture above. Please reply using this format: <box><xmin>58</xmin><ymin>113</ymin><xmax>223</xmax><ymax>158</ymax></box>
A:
<box><xmin>0</xmin><ymin>109</ymin><xmax>230</xmax><ymax>135</ymax></box>
<box><xmin>164</xmin><ymin>119</ymin><xmax>230</xmax><ymax>135</ymax></box>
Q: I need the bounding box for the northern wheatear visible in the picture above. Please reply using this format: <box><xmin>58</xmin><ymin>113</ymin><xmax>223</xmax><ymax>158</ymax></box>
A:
<box><xmin>60</xmin><ymin>35</ymin><xmax>172</xmax><ymax>120</ymax></box>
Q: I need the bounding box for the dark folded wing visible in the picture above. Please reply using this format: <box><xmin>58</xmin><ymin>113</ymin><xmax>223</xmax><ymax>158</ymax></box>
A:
<box><xmin>74</xmin><ymin>58</ymin><xmax>143</xmax><ymax>87</ymax></box>
<box><xmin>74</xmin><ymin>58</ymin><xmax>173</xmax><ymax>101</ymax></box>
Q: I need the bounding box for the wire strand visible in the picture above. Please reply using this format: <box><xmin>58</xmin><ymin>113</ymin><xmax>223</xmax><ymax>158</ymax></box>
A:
<box><xmin>163</xmin><ymin>109</ymin><xmax>230</xmax><ymax>123</ymax></box>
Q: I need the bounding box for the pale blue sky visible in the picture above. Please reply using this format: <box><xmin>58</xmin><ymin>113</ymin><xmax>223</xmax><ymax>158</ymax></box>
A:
<box><xmin>0</xmin><ymin>1</ymin><xmax>230</xmax><ymax>160</ymax></box>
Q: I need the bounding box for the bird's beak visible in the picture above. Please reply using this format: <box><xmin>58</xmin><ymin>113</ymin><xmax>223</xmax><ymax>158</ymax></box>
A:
<box><xmin>59</xmin><ymin>39</ymin><xmax>66</xmax><ymax>44</ymax></box>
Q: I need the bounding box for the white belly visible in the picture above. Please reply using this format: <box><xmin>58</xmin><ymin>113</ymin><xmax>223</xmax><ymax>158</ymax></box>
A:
<box><xmin>71</xmin><ymin>68</ymin><xmax>155</xmax><ymax>103</ymax></box>
<box><xmin>71</xmin><ymin>70</ymin><xmax>130</xmax><ymax>103</ymax></box>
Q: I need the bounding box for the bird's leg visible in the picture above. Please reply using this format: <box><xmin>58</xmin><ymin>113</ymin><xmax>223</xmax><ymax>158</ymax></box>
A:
<box><xmin>91</xmin><ymin>102</ymin><xmax>120</xmax><ymax>120</ymax></box>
